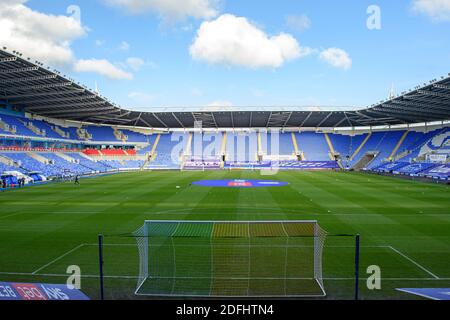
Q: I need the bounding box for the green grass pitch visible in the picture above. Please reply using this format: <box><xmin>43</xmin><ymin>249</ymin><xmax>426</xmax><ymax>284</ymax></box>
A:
<box><xmin>0</xmin><ymin>170</ymin><xmax>449</xmax><ymax>300</ymax></box>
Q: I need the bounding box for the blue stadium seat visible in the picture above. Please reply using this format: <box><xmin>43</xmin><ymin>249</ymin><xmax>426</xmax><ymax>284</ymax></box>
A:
<box><xmin>296</xmin><ymin>132</ymin><xmax>330</xmax><ymax>161</ymax></box>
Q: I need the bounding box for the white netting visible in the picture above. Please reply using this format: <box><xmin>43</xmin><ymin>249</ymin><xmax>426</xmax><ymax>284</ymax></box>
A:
<box><xmin>133</xmin><ymin>221</ymin><xmax>327</xmax><ymax>297</ymax></box>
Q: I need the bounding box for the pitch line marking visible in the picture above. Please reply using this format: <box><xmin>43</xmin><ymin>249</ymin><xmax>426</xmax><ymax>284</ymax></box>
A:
<box><xmin>388</xmin><ymin>246</ymin><xmax>440</xmax><ymax>279</ymax></box>
<box><xmin>0</xmin><ymin>212</ymin><xmax>25</xmax><ymax>220</ymax></box>
<box><xmin>31</xmin><ymin>244</ymin><xmax>86</xmax><ymax>275</ymax></box>
<box><xmin>82</xmin><ymin>243</ymin><xmax>392</xmax><ymax>248</ymax></box>
<box><xmin>24</xmin><ymin>243</ymin><xmax>441</xmax><ymax>280</ymax></box>
<box><xmin>0</xmin><ymin>271</ymin><xmax>448</xmax><ymax>282</ymax></box>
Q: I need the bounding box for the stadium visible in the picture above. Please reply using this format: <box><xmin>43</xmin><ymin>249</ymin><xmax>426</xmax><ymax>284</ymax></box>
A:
<box><xmin>0</xmin><ymin>1</ymin><xmax>449</xmax><ymax>303</ymax></box>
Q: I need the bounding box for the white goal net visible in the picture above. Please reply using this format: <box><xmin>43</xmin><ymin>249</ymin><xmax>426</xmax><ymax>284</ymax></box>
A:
<box><xmin>133</xmin><ymin>220</ymin><xmax>327</xmax><ymax>297</ymax></box>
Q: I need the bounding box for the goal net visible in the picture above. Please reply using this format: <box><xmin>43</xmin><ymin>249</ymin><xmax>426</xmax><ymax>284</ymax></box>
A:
<box><xmin>133</xmin><ymin>220</ymin><xmax>327</xmax><ymax>297</ymax></box>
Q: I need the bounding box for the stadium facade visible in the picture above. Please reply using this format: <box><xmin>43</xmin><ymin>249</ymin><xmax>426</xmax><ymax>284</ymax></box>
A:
<box><xmin>1</xmin><ymin>47</ymin><xmax>449</xmax><ymax>186</ymax></box>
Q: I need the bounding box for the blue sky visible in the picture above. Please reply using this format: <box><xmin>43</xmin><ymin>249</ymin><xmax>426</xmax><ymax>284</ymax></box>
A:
<box><xmin>2</xmin><ymin>0</ymin><xmax>450</xmax><ymax>111</ymax></box>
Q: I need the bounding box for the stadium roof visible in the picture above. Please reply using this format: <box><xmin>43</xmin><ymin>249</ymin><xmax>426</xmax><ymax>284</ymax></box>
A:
<box><xmin>1</xmin><ymin>48</ymin><xmax>449</xmax><ymax>129</ymax></box>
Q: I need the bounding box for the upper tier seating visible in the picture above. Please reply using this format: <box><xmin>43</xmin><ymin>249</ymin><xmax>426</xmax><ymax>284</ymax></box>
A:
<box><xmin>226</xmin><ymin>132</ymin><xmax>258</xmax><ymax>162</ymax></box>
<box><xmin>328</xmin><ymin>133</ymin><xmax>368</xmax><ymax>164</ymax></box>
<box><xmin>295</xmin><ymin>132</ymin><xmax>330</xmax><ymax>161</ymax></box>
<box><xmin>30</xmin><ymin>119</ymin><xmax>62</xmax><ymax>139</ymax></box>
<box><xmin>86</xmin><ymin>126</ymin><xmax>118</xmax><ymax>141</ymax></box>
<box><xmin>1</xmin><ymin>115</ymin><xmax>38</xmax><ymax>137</ymax></box>
<box><xmin>348</xmin><ymin>132</ymin><xmax>386</xmax><ymax>167</ymax></box>
<box><xmin>121</xmin><ymin>129</ymin><xmax>152</xmax><ymax>143</ymax></box>
<box><xmin>397</xmin><ymin>128</ymin><xmax>445</xmax><ymax>162</ymax></box>
<box><xmin>137</xmin><ymin>144</ymin><xmax>153</xmax><ymax>155</ymax></box>
<box><xmin>149</xmin><ymin>133</ymin><xmax>189</xmax><ymax>168</ymax></box>
<box><xmin>417</xmin><ymin>128</ymin><xmax>450</xmax><ymax>156</ymax></box>
<box><xmin>261</xmin><ymin>133</ymin><xmax>294</xmax><ymax>155</ymax></box>
<box><xmin>366</xmin><ymin>131</ymin><xmax>406</xmax><ymax>169</ymax></box>
<box><xmin>190</xmin><ymin>132</ymin><xmax>222</xmax><ymax>158</ymax></box>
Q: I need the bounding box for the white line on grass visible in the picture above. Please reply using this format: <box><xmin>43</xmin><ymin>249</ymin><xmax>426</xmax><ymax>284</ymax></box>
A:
<box><xmin>16</xmin><ymin>243</ymin><xmax>443</xmax><ymax>282</ymax></box>
<box><xmin>388</xmin><ymin>246</ymin><xmax>440</xmax><ymax>279</ymax></box>
<box><xmin>0</xmin><ymin>271</ymin><xmax>448</xmax><ymax>282</ymax></box>
<box><xmin>0</xmin><ymin>212</ymin><xmax>25</xmax><ymax>220</ymax></box>
<box><xmin>82</xmin><ymin>243</ymin><xmax>391</xmax><ymax>248</ymax></box>
<box><xmin>31</xmin><ymin>244</ymin><xmax>86</xmax><ymax>275</ymax></box>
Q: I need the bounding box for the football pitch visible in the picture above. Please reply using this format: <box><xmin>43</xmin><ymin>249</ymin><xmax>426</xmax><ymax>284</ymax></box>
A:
<box><xmin>0</xmin><ymin>170</ymin><xmax>449</xmax><ymax>300</ymax></box>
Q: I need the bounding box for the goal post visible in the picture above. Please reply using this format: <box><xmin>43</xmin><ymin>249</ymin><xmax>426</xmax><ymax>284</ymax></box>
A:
<box><xmin>133</xmin><ymin>220</ymin><xmax>327</xmax><ymax>298</ymax></box>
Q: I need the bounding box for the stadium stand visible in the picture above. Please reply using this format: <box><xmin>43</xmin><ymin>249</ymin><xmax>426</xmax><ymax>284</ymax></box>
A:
<box><xmin>328</xmin><ymin>133</ymin><xmax>368</xmax><ymax>167</ymax></box>
<box><xmin>418</xmin><ymin>128</ymin><xmax>450</xmax><ymax>157</ymax></box>
<box><xmin>66</xmin><ymin>153</ymin><xmax>111</xmax><ymax>173</ymax></box>
<box><xmin>30</xmin><ymin>119</ymin><xmax>63</xmax><ymax>139</ymax></box>
<box><xmin>87</xmin><ymin>126</ymin><xmax>118</xmax><ymax>142</ymax></box>
<box><xmin>0</xmin><ymin>111</ymin><xmax>448</xmax><ymax>178</ymax></box>
<box><xmin>371</xmin><ymin>162</ymin><xmax>409</xmax><ymax>173</ymax></box>
<box><xmin>0</xmin><ymin>107</ymin><xmax>448</xmax><ymax>183</ymax></box>
<box><xmin>348</xmin><ymin>132</ymin><xmax>386</xmax><ymax>168</ymax></box>
<box><xmin>419</xmin><ymin>163</ymin><xmax>450</xmax><ymax>180</ymax></box>
<box><xmin>295</xmin><ymin>132</ymin><xmax>331</xmax><ymax>161</ymax></box>
<box><xmin>1</xmin><ymin>153</ymin><xmax>61</xmax><ymax>176</ymax></box>
<box><xmin>366</xmin><ymin>131</ymin><xmax>406</xmax><ymax>169</ymax></box>
<box><xmin>191</xmin><ymin>132</ymin><xmax>222</xmax><ymax>159</ymax></box>
<box><xmin>1</xmin><ymin>114</ymin><xmax>38</xmax><ymax>137</ymax></box>
<box><xmin>396</xmin><ymin>128</ymin><xmax>446</xmax><ymax>162</ymax></box>
<box><xmin>226</xmin><ymin>132</ymin><xmax>258</xmax><ymax>162</ymax></box>
<box><xmin>38</xmin><ymin>153</ymin><xmax>89</xmax><ymax>175</ymax></box>
<box><xmin>394</xmin><ymin>162</ymin><xmax>438</xmax><ymax>176</ymax></box>
<box><xmin>147</xmin><ymin>133</ymin><xmax>189</xmax><ymax>169</ymax></box>
<box><xmin>260</xmin><ymin>132</ymin><xmax>294</xmax><ymax>156</ymax></box>
<box><xmin>0</xmin><ymin>162</ymin><xmax>18</xmax><ymax>173</ymax></box>
<box><xmin>121</xmin><ymin>129</ymin><xmax>150</xmax><ymax>143</ymax></box>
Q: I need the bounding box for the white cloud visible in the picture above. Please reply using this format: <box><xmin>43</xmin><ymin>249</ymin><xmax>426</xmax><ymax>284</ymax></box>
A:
<box><xmin>306</xmin><ymin>106</ymin><xmax>323</xmax><ymax>111</ymax></box>
<box><xmin>285</xmin><ymin>14</ymin><xmax>311</xmax><ymax>32</ymax></box>
<box><xmin>74</xmin><ymin>59</ymin><xmax>133</xmax><ymax>80</ymax></box>
<box><xmin>119</xmin><ymin>41</ymin><xmax>130</xmax><ymax>51</ymax></box>
<box><xmin>103</xmin><ymin>0</ymin><xmax>218</xmax><ymax>20</ymax></box>
<box><xmin>251</xmin><ymin>89</ymin><xmax>265</xmax><ymax>98</ymax></box>
<box><xmin>128</xmin><ymin>91</ymin><xmax>155</xmax><ymax>107</ymax></box>
<box><xmin>0</xmin><ymin>0</ymin><xmax>87</xmax><ymax>66</ymax></box>
<box><xmin>95</xmin><ymin>40</ymin><xmax>105</xmax><ymax>47</ymax></box>
<box><xmin>412</xmin><ymin>0</ymin><xmax>450</xmax><ymax>21</ymax></box>
<box><xmin>191</xmin><ymin>88</ymin><xmax>203</xmax><ymax>97</ymax></box>
<box><xmin>319</xmin><ymin>48</ymin><xmax>352</xmax><ymax>70</ymax></box>
<box><xmin>206</xmin><ymin>100</ymin><xmax>233</xmax><ymax>108</ymax></box>
<box><xmin>126</xmin><ymin>57</ymin><xmax>145</xmax><ymax>71</ymax></box>
<box><xmin>189</xmin><ymin>14</ymin><xmax>310</xmax><ymax>69</ymax></box>
<box><xmin>181</xmin><ymin>24</ymin><xmax>194</xmax><ymax>32</ymax></box>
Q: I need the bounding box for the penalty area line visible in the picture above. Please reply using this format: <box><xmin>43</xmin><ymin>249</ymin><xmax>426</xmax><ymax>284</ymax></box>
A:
<box><xmin>31</xmin><ymin>243</ymin><xmax>86</xmax><ymax>275</ymax></box>
<box><xmin>388</xmin><ymin>246</ymin><xmax>440</xmax><ymax>280</ymax></box>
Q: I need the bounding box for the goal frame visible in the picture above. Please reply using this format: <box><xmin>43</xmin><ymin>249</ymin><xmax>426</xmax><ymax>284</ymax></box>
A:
<box><xmin>134</xmin><ymin>220</ymin><xmax>327</xmax><ymax>298</ymax></box>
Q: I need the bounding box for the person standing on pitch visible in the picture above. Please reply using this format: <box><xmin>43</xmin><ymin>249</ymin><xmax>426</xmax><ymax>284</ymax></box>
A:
<box><xmin>74</xmin><ymin>175</ymin><xmax>80</xmax><ymax>185</ymax></box>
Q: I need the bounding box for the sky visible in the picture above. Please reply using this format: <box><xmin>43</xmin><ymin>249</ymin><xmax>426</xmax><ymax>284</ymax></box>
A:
<box><xmin>1</xmin><ymin>0</ymin><xmax>450</xmax><ymax>111</ymax></box>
